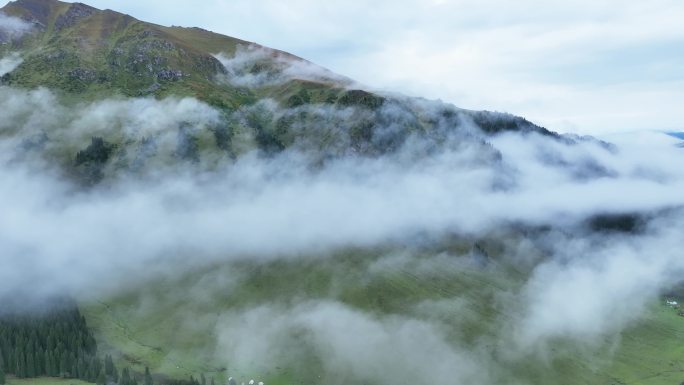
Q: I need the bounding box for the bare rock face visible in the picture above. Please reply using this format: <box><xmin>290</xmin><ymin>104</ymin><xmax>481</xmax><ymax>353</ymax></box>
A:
<box><xmin>54</xmin><ymin>2</ymin><xmax>96</xmax><ymax>32</ymax></box>
<box><xmin>68</xmin><ymin>67</ymin><xmax>97</xmax><ymax>82</ymax></box>
<box><xmin>157</xmin><ymin>68</ymin><xmax>183</xmax><ymax>81</ymax></box>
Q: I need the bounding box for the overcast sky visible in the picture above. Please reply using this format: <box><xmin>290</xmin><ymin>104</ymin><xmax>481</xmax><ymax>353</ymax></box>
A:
<box><xmin>7</xmin><ymin>0</ymin><xmax>684</xmax><ymax>135</ymax></box>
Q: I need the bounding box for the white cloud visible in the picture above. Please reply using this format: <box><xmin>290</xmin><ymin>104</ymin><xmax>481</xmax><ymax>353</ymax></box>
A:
<box><xmin>216</xmin><ymin>301</ymin><xmax>489</xmax><ymax>385</ymax></box>
<box><xmin>0</xmin><ymin>78</ymin><xmax>682</xmax><ymax>380</ymax></box>
<box><xmin>0</xmin><ymin>52</ymin><xmax>22</xmax><ymax>75</ymax></box>
<box><xmin>213</xmin><ymin>45</ymin><xmax>353</xmax><ymax>88</ymax></box>
<box><xmin>515</xmin><ymin>214</ymin><xmax>684</xmax><ymax>349</ymax></box>
<box><xmin>0</xmin><ymin>11</ymin><xmax>32</xmax><ymax>40</ymax></box>
<box><xmin>1</xmin><ymin>84</ymin><xmax>683</xmax><ymax>303</ymax></box>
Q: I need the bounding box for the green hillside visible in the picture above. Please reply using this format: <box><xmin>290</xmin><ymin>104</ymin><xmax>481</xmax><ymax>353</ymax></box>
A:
<box><xmin>77</xmin><ymin>239</ymin><xmax>684</xmax><ymax>385</ymax></box>
<box><xmin>0</xmin><ymin>0</ymin><xmax>345</xmax><ymax>106</ymax></box>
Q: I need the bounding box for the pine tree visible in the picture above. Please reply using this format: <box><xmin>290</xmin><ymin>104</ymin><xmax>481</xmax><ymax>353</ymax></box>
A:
<box><xmin>44</xmin><ymin>352</ymin><xmax>52</xmax><ymax>376</ymax></box>
<box><xmin>0</xmin><ymin>366</ymin><xmax>5</xmax><ymax>385</ymax></box>
<box><xmin>121</xmin><ymin>367</ymin><xmax>131</xmax><ymax>385</ymax></box>
<box><xmin>105</xmin><ymin>355</ymin><xmax>113</xmax><ymax>376</ymax></box>
<box><xmin>97</xmin><ymin>370</ymin><xmax>107</xmax><ymax>385</ymax></box>
<box><xmin>35</xmin><ymin>349</ymin><xmax>45</xmax><ymax>375</ymax></box>
<box><xmin>26</xmin><ymin>352</ymin><xmax>35</xmax><ymax>377</ymax></box>
<box><xmin>0</xmin><ymin>301</ymin><xmax>98</xmax><ymax>380</ymax></box>
<box><xmin>144</xmin><ymin>366</ymin><xmax>153</xmax><ymax>385</ymax></box>
<box><xmin>59</xmin><ymin>353</ymin><xmax>68</xmax><ymax>377</ymax></box>
<box><xmin>72</xmin><ymin>363</ymin><xmax>79</xmax><ymax>380</ymax></box>
<box><xmin>78</xmin><ymin>358</ymin><xmax>87</xmax><ymax>381</ymax></box>
<box><xmin>16</xmin><ymin>350</ymin><xmax>25</xmax><ymax>378</ymax></box>
<box><xmin>200</xmin><ymin>373</ymin><xmax>206</xmax><ymax>385</ymax></box>
<box><xmin>210</xmin><ymin>378</ymin><xmax>215</xmax><ymax>385</ymax></box>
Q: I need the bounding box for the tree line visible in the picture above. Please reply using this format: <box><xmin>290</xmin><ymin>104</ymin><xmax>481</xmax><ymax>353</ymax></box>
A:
<box><xmin>0</xmin><ymin>302</ymin><xmax>215</xmax><ymax>385</ymax></box>
<box><xmin>0</xmin><ymin>303</ymin><xmax>99</xmax><ymax>382</ymax></box>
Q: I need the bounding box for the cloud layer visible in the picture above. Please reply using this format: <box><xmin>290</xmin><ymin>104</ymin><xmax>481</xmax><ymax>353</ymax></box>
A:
<box><xmin>0</xmin><ymin>83</ymin><xmax>682</xmax><ymax>306</ymax></box>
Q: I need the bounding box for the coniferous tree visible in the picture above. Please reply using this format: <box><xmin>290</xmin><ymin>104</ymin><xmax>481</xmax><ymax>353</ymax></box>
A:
<box><xmin>121</xmin><ymin>367</ymin><xmax>131</xmax><ymax>385</ymax></box>
<box><xmin>43</xmin><ymin>352</ymin><xmax>51</xmax><ymax>376</ymax></box>
<box><xmin>1</xmin><ymin>301</ymin><xmax>101</xmax><ymax>382</ymax></box>
<box><xmin>35</xmin><ymin>349</ymin><xmax>44</xmax><ymax>375</ymax></box>
<box><xmin>72</xmin><ymin>362</ymin><xmax>79</xmax><ymax>380</ymax></box>
<box><xmin>0</xmin><ymin>366</ymin><xmax>5</xmax><ymax>385</ymax></box>
<box><xmin>200</xmin><ymin>373</ymin><xmax>206</xmax><ymax>385</ymax></box>
<box><xmin>105</xmin><ymin>355</ymin><xmax>114</xmax><ymax>376</ymax></box>
<box><xmin>78</xmin><ymin>358</ymin><xmax>86</xmax><ymax>381</ymax></box>
<box><xmin>26</xmin><ymin>351</ymin><xmax>35</xmax><ymax>377</ymax></box>
<box><xmin>144</xmin><ymin>366</ymin><xmax>153</xmax><ymax>385</ymax></box>
<box><xmin>97</xmin><ymin>369</ymin><xmax>107</xmax><ymax>385</ymax></box>
<box><xmin>59</xmin><ymin>353</ymin><xmax>68</xmax><ymax>377</ymax></box>
<box><xmin>16</xmin><ymin>350</ymin><xmax>25</xmax><ymax>378</ymax></box>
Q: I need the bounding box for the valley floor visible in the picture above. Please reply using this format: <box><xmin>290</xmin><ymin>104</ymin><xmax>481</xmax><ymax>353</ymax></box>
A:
<box><xmin>79</xmin><ymin>246</ymin><xmax>684</xmax><ymax>385</ymax></box>
<box><xmin>6</xmin><ymin>378</ymin><xmax>94</xmax><ymax>385</ymax></box>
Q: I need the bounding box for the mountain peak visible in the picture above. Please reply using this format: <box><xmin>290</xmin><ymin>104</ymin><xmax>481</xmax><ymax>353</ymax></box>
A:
<box><xmin>0</xmin><ymin>0</ymin><xmax>255</xmax><ymax>100</ymax></box>
<box><xmin>0</xmin><ymin>0</ymin><xmax>351</xmax><ymax>108</ymax></box>
<box><xmin>0</xmin><ymin>0</ymin><xmax>557</xmax><ymax>184</ymax></box>
<box><xmin>3</xmin><ymin>0</ymin><xmax>74</xmax><ymax>27</ymax></box>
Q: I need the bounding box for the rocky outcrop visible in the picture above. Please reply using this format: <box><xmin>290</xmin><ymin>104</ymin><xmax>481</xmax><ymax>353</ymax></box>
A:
<box><xmin>157</xmin><ymin>68</ymin><xmax>183</xmax><ymax>81</ymax></box>
<box><xmin>68</xmin><ymin>67</ymin><xmax>97</xmax><ymax>82</ymax></box>
<box><xmin>54</xmin><ymin>3</ymin><xmax>96</xmax><ymax>32</ymax></box>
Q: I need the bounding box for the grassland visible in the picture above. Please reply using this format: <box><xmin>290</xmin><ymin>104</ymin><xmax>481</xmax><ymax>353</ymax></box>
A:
<box><xmin>6</xmin><ymin>377</ymin><xmax>94</xmax><ymax>385</ymax></box>
<box><xmin>79</xmin><ymin>240</ymin><xmax>684</xmax><ymax>385</ymax></box>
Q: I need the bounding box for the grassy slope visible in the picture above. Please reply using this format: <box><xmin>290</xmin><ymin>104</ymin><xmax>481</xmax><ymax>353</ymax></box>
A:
<box><xmin>79</xmin><ymin>241</ymin><xmax>684</xmax><ymax>385</ymax></box>
<box><xmin>6</xmin><ymin>378</ymin><xmax>93</xmax><ymax>385</ymax></box>
<box><xmin>0</xmin><ymin>0</ymin><xmax>338</xmax><ymax>110</ymax></box>
<box><xmin>606</xmin><ymin>306</ymin><xmax>684</xmax><ymax>385</ymax></box>
<box><xmin>2</xmin><ymin>0</ymin><xmax>253</xmax><ymax>106</ymax></box>
<box><xmin>81</xmin><ymin>247</ymin><xmax>511</xmax><ymax>384</ymax></box>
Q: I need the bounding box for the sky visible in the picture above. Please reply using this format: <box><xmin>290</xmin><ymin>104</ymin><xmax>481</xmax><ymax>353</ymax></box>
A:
<box><xmin>32</xmin><ymin>0</ymin><xmax>680</xmax><ymax>136</ymax></box>
<box><xmin>2</xmin><ymin>0</ymin><xmax>683</xmax><ymax>134</ymax></box>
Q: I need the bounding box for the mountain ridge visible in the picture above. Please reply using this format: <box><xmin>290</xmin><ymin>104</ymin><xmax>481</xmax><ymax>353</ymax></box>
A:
<box><xmin>1</xmin><ymin>0</ymin><xmax>343</xmax><ymax>106</ymax></box>
<box><xmin>0</xmin><ymin>0</ymin><xmax>560</xmax><ymax>186</ymax></box>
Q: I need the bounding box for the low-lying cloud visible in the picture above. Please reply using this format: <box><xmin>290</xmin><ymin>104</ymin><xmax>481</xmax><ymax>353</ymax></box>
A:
<box><xmin>0</xmin><ymin>52</ymin><xmax>22</xmax><ymax>76</ymax></box>
<box><xmin>0</xmin><ymin>83</ymin><xmax>682</xmax><ymax>300</ymax></box>
<box><xmin>214</xmin><ymin>44</ymin><xmax>353</xmax><ymax>88</ymax></box>
<box><xmin>0</xmin><ymin>76</ymin><xmax>683</xmax><ymax>383</ymax></box>
<box><xmin>216</xmin><ymin>301</ymin><xmax>490</xmax><ymax>385</ymax></box>
<box><xmin>515</xmin><ymin>213</ymin><xmax>684</xmax><ymax>348</ymax></box>
<box><xmin>0</xmin><ymin>12</ymin><xmax>33</xmax><ymax>42</ymax></box>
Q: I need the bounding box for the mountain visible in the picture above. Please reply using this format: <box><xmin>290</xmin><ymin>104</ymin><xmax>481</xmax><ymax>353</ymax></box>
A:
<box><xmin>0</xmin><ymin>0</ymin><xmax>562</xmax><ymax>185</ymax></box>
<box><xmin>7</xmin><ymin>3</ymin><xmax>684</xmax><ymax>385</ymax></box>
<box><xmin>1</xmin><ymin>0</ymin><xmax>288</xmax><ymax>102</ymax></box>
